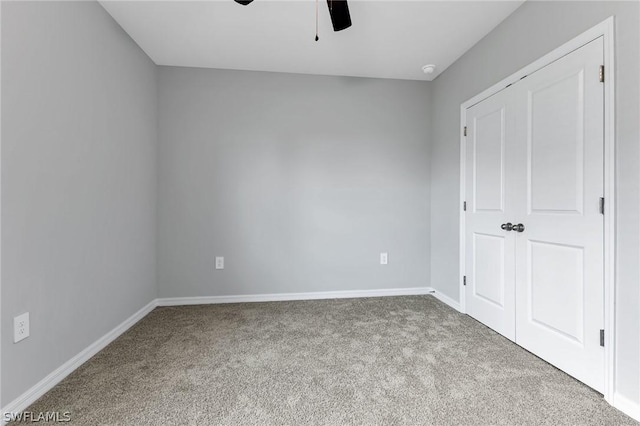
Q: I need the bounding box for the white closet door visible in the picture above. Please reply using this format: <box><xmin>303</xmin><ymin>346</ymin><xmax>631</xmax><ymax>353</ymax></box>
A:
<box><xmin>464</xmin><ymin>87</ymin><xmax>517</xmax><ymax>341</ymax></box>
<box><xmin>464</xmin><ymin>36</ymin><xmax>605</xmax><ymax>392</ymax></box>
<box><xmin>513</xmin><ymin>37</ymin><xmax>605</xmax><ymax>392</ymax></box>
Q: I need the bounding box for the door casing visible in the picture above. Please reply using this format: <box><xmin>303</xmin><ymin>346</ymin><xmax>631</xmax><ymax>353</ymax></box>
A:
<box><xmin>458</xmin><ymin>17</ymin><xmax>615</xmax><ymax>403</ymax></box>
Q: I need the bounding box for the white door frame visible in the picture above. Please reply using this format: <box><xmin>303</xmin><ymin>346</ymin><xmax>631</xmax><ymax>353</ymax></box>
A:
<box><xmin>458</xmin><ymin>17</ymin><xmax>615</xmax><ymax>402</ymax></box>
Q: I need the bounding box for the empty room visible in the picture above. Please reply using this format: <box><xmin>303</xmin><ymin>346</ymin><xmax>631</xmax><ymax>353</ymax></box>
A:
<box><xmin>1</xmin><ymin>0</ymin><xmax>639</xmax><ymax>424</ymax></box>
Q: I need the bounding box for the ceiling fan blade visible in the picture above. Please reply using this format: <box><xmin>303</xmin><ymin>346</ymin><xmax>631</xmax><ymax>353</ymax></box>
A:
<box><xmin>326</xmin><ymin>0</ymin><xmax>351</xmax><ymax>32</ymax></box>
<box><xmin>234</xmin><ymin>0</ymin><xmax>254</xmax><ymax>5</ymax></box>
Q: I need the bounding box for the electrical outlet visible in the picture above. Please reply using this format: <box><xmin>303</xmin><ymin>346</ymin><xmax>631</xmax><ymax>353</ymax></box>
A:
<box><xmin>14</xmin><ymin>312</ymin><xmax>30</xmax><ymax>343</ymax></box>
<box><xmin>380</xmin><ymin>253</ymin><xmax>388</xmax><ymax>265</ymax></box>
<box><xmin>215</xmin><ymin>256</ymin><xmax>224</xmax><ymax>270</ymax></box>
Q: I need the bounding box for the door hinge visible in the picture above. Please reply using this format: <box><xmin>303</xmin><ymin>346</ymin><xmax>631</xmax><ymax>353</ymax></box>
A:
<box><xmin>463</xmin><ymin>276</ymin><xmax>467</xmax><ymax>286</ymax></box>
<box><xmin>599</xmin><ymin>65</ymin><xmax>605</xmax><ymax>83</ymax></box>
<box><xmin>599</xmin><ymin>197</ymin><xmax>605</xmax><ymax>215</ymax></box>
<box><xmin>463</xmin><ymin>126</ymin><xmax>467</xmax><ymax>137</ymax></box>
<box><xmin>463</xmin><ymin>201</ymin><xmax>467</xmax><ymax>211</ymax></box>
<box><xmin>600</xmin><ymin>329</ymin><xmax>605</xmax><ymax>347</ymax></box>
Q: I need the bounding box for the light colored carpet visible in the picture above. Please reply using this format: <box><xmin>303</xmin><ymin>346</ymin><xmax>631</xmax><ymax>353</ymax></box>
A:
<box><xmin>21</xmin><ymin>296</ymin><xmax>635</xmax><ymax>425</ymax></box>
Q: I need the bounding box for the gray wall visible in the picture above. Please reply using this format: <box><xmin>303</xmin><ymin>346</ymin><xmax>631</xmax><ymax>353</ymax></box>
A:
<box><xmin>4</xmin><ymin>0</ymin><xmax>637</xmax><ymax>413</ymax></box>
<box><xmin>429</xmin><ymin>1</ymin><xmax>639</xmax><ymax>404</ymax></box>
<box><xmin>1</xmin><ymin>1</ymin><xmax>158</xmax><ymax>405</ymax></box>
<box><xmin>157</xmin><ymin>68</ymin><xmax>431</xmax><ymax>298</ymax></box>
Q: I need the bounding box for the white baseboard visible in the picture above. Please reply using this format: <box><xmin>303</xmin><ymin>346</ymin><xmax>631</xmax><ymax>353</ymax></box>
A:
<box><xmin>1</xmin><ymin>300</ymin><xmax>157</xmax><ymax>424</ymax></box>
<box><xmin>431</xmin><ymin>290</ymin><xmax>462</xmax><ymax>312</ymax></box>
<box><xmin>613</xmin><ymin>392</ymin><xmax>640</xmax><ymax>422</ymax></box>
<box><xmin>157</xmin><ymin>286</ymin><xmax>435</xmax><ymax>306</ymax></box>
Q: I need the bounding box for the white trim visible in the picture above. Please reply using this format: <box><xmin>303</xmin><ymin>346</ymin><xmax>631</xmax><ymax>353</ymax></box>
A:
<box><xmin>157</xmin><ymin>287</ymin><xmax>435</xmax><ymax>306</ymax></box>
<box><xmin>431</xmin><ymin>291</ymin><xmax>462</xmax><ymax>312</ymax></box>
<box><xmin>612</xmin><ymin>393</ymin><xmax>640</xmax><ymax>422</ymax></box>
<box><xmin>459</xmin><ymin>17</ymin><xmax>616</xmax><ymax>401</ymax></box>
<box><xmin>600</xmin><ymin>16</ymin><xmax>616</xmax><ymax>406</ymax></box>
<box><xmin>459</xmin><ymin>105</ymin><xmax>467</xmax><ymax>314</ymax></box>
<box><xmin>1</xmin><ymin>300</ymin><xmax>157</xmax><ymax>424</ymax></box>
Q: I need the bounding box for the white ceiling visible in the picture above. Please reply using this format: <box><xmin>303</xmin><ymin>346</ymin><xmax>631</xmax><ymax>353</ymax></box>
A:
<box><xmin>100</xmin><ymin>0</ymin><xmax>524</xmax><ymax>81</ymax></box>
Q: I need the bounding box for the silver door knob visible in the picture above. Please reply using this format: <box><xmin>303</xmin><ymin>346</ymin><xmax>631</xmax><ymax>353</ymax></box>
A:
<box><xmin>514</xmin><ymin>223</ymin><xmax>525</xmax><ymax>232</ymax></box>
<box><xmin>501</xmin><ymin>223</ymin><xmax>513</xmax><ymax>231</ymax></box>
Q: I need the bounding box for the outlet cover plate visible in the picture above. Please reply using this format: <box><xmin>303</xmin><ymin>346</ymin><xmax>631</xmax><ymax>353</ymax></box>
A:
<box><xmin>380</xmin><ymin>253</ymin><xmax>388</xmax><ymax>265</ymax></box>
<box><xmin>14</xmin><ymin>312</ymin><xmax>30</xmax><ymax>343</ymax></box>
<box><xmin>215</xmin><ymin>256</ymin><xmax>224</xmax><ymax>270</ymax></box>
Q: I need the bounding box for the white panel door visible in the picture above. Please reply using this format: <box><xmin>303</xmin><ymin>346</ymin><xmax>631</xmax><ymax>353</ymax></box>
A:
<box><xmin>465</xmin><ymin>87</ymin><xmax>517</xmax><ymax>340</ymax></box>
<box><xmin>463</xmin><ymin>37</ymin><xmax>605</xmax><ymax>392</ymax></box>
<box><xmin>513</xmin><ymin>37</ymin><xmax>604</xmax><ymax>392</ymax></box>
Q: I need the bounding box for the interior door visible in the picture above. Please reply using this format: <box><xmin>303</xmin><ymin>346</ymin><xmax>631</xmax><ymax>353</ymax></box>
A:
<box><xmin>464</xmin><ymin>86</ymin><xmax>517</xmax><ymax>340</ymax></box>
<box><xmin>513</xmin><ymin>37</ymin><xmax>605</xmax><ymax>392</ymax></box>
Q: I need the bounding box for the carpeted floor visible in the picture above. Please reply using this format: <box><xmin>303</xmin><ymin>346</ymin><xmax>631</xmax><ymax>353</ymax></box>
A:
<box><xmin>21</xmin><ymin>296</ymin><xmax>635</xmax><ymax>425</ymax></box>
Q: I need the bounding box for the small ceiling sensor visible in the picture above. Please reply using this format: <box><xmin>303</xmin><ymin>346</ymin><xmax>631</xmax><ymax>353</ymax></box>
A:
<box><xmin>422</xmin><ymin>64</ymin><xmax>436</xmax><ymax>75</ymax></box>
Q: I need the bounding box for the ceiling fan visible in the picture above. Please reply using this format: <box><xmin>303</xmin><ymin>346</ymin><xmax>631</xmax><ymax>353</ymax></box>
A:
<box><xmin>233</xmin><ymin>0</ymin><xmax>352</xmax><ymax>41</ymax></box>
